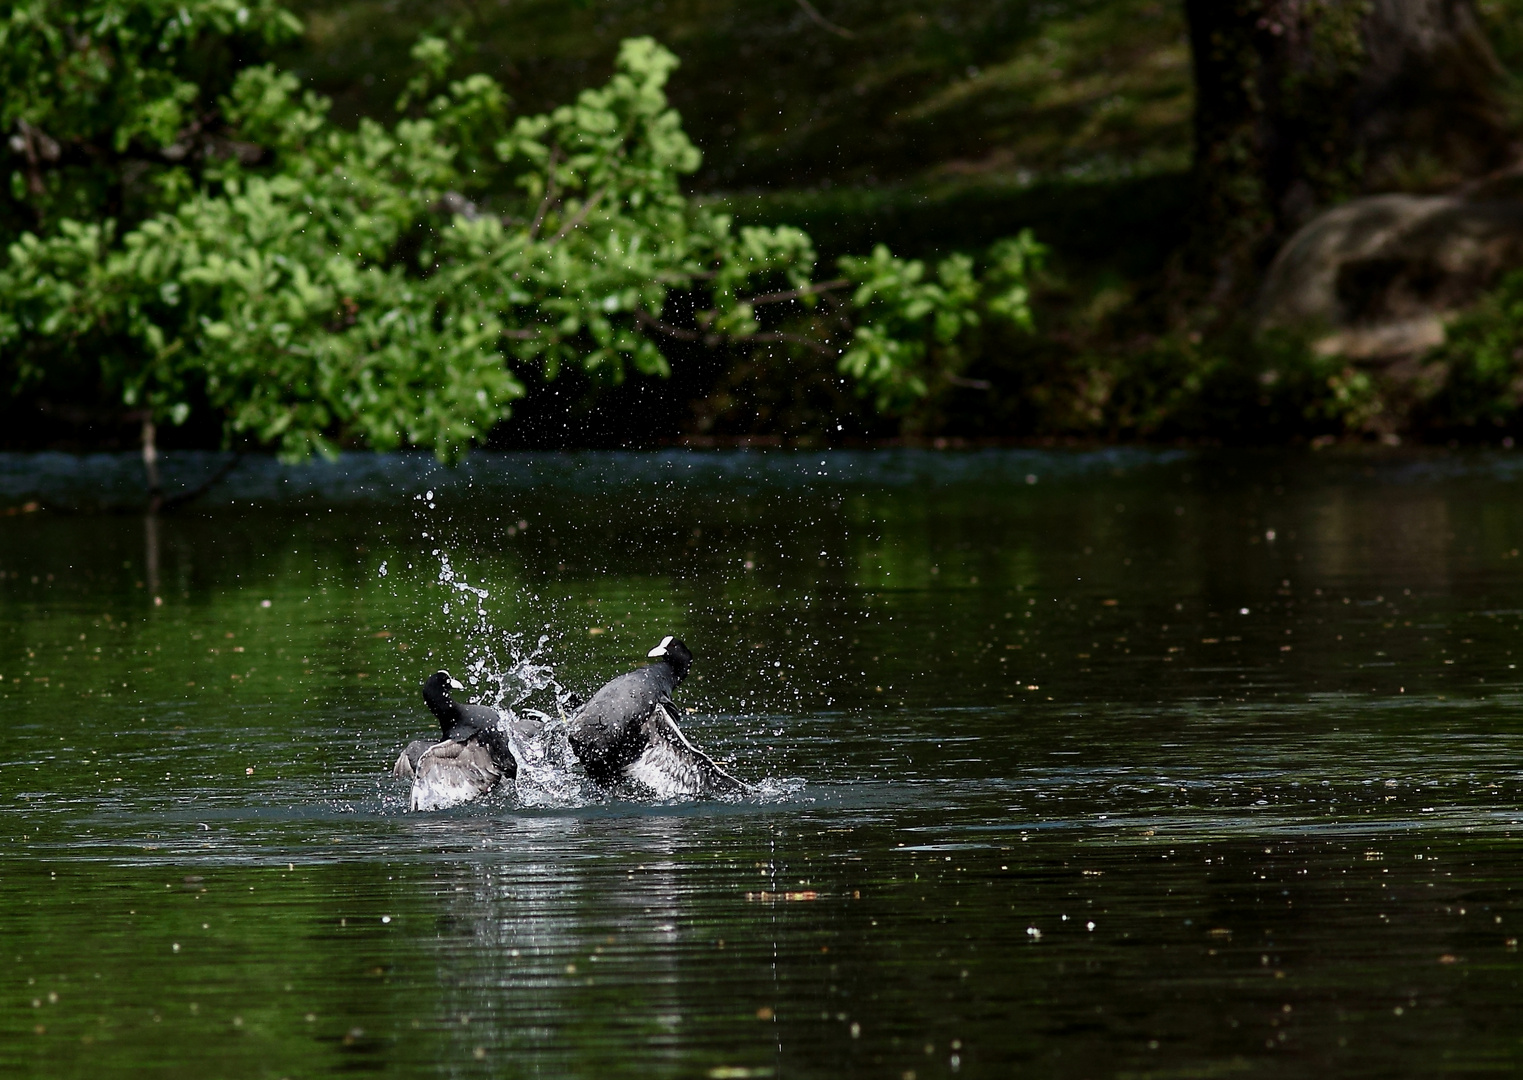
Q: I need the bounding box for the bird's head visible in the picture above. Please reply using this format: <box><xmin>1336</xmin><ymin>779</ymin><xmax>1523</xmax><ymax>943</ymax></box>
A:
<box><xmin>422</xmin><ymin>670</ymin><xmax>479</xmax><ymax>740</ymax></box>
<box><xmin>646</xmin><ymin>635</ymin><xmax>693</xmax><ymax>680</ymax></box>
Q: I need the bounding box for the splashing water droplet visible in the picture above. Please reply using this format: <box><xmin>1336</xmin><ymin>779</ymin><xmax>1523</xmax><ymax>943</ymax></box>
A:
<box><xmin>408</xmin><ymin>548</ymin><xmax>798</xmax><ymax>807</ymax></box>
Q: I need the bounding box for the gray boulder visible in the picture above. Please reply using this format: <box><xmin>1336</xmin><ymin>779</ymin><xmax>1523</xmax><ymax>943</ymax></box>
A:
<box><xmin>1256</xmin><ymin>192</ymin><xmax>1523</xmax><ymax>359</ymax></box>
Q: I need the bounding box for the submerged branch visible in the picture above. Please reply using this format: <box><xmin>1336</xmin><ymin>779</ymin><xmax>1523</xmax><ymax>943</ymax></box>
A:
<box><xmin>140</xmin><ymin>416</ymin><xmax>162</xmax><ymax>512</ymax></box>
<box><xmin>135</xmin><ymin>412</ymin><xmax>244</xmax><ymax>512</ymax></box>
<box><xmin>158</xmin><ymin>452</ymin><xmax>246</xmax><ymax>512</ymax></box>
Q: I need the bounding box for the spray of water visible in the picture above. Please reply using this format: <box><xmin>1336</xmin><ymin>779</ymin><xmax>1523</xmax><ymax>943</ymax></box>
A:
<box><xmin>411</xmin><ymin>490</ymin><xmax>802</xmax><ymax>806</ymax></box>
<box><xmin>431</xmin><ymin>548</ymin><xmax>598</xmax><ymax>806</ymax></box>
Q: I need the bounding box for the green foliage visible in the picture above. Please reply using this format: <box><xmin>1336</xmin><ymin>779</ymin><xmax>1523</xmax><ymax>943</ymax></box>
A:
<box><xmin>1478</xmin><ymin>0</ymin><xmax>1523</xmax><ymax>108</ymax></box>
<box><xmin>1</xmin><ymin>0</ymin><xmax>303</xmax><ymax>236</ymax></box>
<box><xmin>2</xmin><ymin>47</ymin><xmax>519</xmax><ymax>460</ymax></box>
<box><xmin>838</xmin><ymin>231</ymin><xmax>1045</xmax><ymax>411</ymax></box>
<box><xmin>1418</xmin><ymin>270</ymin><xmax>1523</xmax><ymax>435</ymax></box>
<box><xmin>0</xmin><ymin>5</ymin><xmax>1042</xmax><ymax>458</ymax></box>
<box><xmin>877</xmin><ymin>315</ymin><xmax>1391</xmax><ymax>445</ymax></box>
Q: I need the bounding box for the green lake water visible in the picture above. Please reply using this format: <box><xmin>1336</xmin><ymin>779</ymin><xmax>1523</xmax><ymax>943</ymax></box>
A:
<box><xmin>2</xmin><ymin>448</ymin><xmax>1523</xmax><ymax>1077</ymax></box>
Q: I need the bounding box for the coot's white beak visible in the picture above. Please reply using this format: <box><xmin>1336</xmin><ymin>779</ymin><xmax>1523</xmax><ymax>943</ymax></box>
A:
<box><xmin>647</xmin><ymin>634</ymin><xmax>674</xmax><ymax>658</ymax></box>
<box><xmin>449</xmin><ymin>678</ymin><xmax>465</xmax><ymax>691</ymax></box>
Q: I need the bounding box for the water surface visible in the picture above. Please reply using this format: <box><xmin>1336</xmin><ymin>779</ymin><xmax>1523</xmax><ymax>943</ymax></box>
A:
<box><xmin>4</xmin><ymin>448</ymin><xmax>1523</xmax><ymax>1077</ymax></box>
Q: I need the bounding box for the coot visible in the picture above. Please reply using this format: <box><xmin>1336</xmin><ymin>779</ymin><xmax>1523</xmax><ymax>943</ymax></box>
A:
<box><xmin>395</xmin><ymin>671</ymin><xmax>538</xmax><ymax>810</ymax></box>
<box><xmin>567</xmin><ymin>637</ymin><xmax>746</xmax><ymax>797</ymax></box>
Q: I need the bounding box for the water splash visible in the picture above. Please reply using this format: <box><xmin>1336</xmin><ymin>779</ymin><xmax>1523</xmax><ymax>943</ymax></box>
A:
<box><xmin>422</xmin><ymin>546</ymin><xmax>797</xmax><ymax>807</ymax></box>
<box><xmin>506</xmin><ymin>711</ymin><xmax>600</xmax><ymax>807</ymax></box>
<box><xmin>428</xmin><ymin>549</ymin><xmax>594</xmax><ymax>805</ymax></box>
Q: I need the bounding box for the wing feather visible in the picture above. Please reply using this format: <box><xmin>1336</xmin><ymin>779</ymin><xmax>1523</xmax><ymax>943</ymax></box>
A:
<box><xmin>410</xmin><ymin>738</ymin><xmax>504</xmax><ymax>811</ymax></box>
<box><xmin>393</xmin><ymin>739</ymin><xmax>433</xmax><ymax>780</ymax></box>
<box><xmin>622</xmin><ymin>701</ymin><xmax>747</xmax><ymax>797</ymax></box>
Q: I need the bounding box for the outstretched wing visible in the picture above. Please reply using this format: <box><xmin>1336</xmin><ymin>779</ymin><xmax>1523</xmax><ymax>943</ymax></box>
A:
<box><xmin>410</xmin><ymin>738</ymin><xmax>504</xmax><ymax>811</ymax></box>
<box><xmin>393</xmin><ymin>738</ymin><xmax>434</xmax><ymax>780</ymax></box>
<box><xmin>623</xmin><ymin>700</ymin><xmax>748</xmax><ymax>798</ymax></box>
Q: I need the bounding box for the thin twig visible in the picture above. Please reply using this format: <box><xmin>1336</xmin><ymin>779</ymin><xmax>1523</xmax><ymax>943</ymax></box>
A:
<box><xmin>546</xmin><ymin>187</ymin><xmax>607</xmax><ymax>246</ymax></box>
<box><xmin>635</xmin><ymin>309</ymin><xmax>704</xmax><ymax>341</ymax></box>
<box><xmin>748</xmin><ymin>331</ymin><xmax>839</xmax><ymax>356</ymax></box>
<box><xmin>528</xmin><ymin>147</ymin><xmax>561</xmax><ymax>240</ymax></box>
<box><xmin>944</xmin><ymin>373</ymin><xmax>993</xmax><ymax>390</ymax></box>
<box><xmin>744</xmin><ymin>278</ymin><xmax>850</xmax><ymax>306</ymax></box>
<box><xmin>794</xmin><ymin>0</ymin><xmax>855</xmax><ymax>39</ymax></box>
<box><xmin>654</xmin><ymin>270</ymin><xmax>718</xmax><ymax>284</ymax></box>
<box><xmin>634</xmin><ymin>310</ymin><xmax>839</xmax><ymax>356</ymax></box>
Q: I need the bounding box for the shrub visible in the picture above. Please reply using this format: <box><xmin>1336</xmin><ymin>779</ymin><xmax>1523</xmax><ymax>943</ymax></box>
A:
<box><xmin>0</xmin><ymin>4</ymin><xmax>1040</xmax><ymax>457</ymax></box>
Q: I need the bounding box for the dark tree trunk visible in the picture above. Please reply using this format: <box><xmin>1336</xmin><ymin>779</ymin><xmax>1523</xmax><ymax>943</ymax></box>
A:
<box><xmin>1185</xmin><ymin>0</ymin><xmax>1516</xmax><ymax>303</ymax></box>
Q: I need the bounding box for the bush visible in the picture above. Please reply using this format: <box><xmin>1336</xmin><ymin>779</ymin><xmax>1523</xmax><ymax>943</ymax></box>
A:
<box><xmin>0</xmin><ymin>3</ymin><xmax>1040</xmax><ymax>458</ymax></box>
<box><xmin>1415</xmin><ymin>269</ymin><xmax>1523</xmax><ymax>438</ymax></box>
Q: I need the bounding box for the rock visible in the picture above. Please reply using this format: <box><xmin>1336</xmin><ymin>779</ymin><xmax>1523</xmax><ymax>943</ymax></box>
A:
<box><xmin>1256</xmin><ymin>193</ymin><xmax>1523</xmax><ymax>358</ymax></box>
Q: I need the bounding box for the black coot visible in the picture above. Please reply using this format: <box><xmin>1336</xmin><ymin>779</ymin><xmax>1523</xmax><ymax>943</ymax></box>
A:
<box><xmin>567</xmin><ymin>636</ymin><xmax>746</xmax><ymax>797</ymax></box>
<box><xmin>394</xmin><ymin>671</ymin><xmax>539</xmax><ymax>810</ymax></box>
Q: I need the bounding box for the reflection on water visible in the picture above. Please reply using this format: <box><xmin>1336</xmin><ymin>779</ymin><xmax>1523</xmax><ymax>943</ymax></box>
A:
<box><xmin>4</xmin><ymin>448</ymin><xmax>1523</xmax><ymax>1076</ymax></box>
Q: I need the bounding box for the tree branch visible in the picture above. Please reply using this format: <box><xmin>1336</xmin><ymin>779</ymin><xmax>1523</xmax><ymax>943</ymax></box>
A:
<box><xmin>747</xmin><ymin>330</ymin><xmax>840</xmax><ymax>356</ymax></box>
<box><xmin>794</xmin><ymin>0</ymin><xmax>855</xmax><ymax>39</ymax></box>
<box><xmin>546</xmin><ymin>187</ymin><xmax>607</xmax><ymax>245</ymax></box>
<box><xmin>634</xmin><ymin>310</ymin><xmax>839</xmax><ymax>356</ymax></box>
<box><xmin>744</xmin><ymin>278</ymin><xmax>850</xmax><ymax>306</ymax></box>
<box><xmin>12</xmin><ymin>120</ymin><xmax>60</xmax><ymax>196</ymax></box>
<box><xmin>510</xmin><ymin>310</ymin><xmax>842</xmax><ymax>357</ymax></box>
<box><xmin>635</xmin><ymin>309</ymin><xmax>706</xmax><ymax>342</ymax></box>
<box><xmin>528</xmin><ymin>147</ymin><xmax>561</xmax><ymax>240</ymax></box>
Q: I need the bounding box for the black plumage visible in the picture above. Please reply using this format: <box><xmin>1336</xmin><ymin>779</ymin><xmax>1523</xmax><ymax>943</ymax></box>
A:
<box><xmin>395</xmin><ymin>671</ymin><xmax>540</xmax><ymax>810</ymax></box>
<box><xmin>568</xmin><ymin>637</ymin><xmax>746</xmax><ymax>797</ymax></box>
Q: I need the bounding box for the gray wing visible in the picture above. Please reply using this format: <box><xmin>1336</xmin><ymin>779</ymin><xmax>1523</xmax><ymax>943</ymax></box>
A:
<box><xmin>393</xmin><ymin>738</ymin><xmax>434</xmax><ymax>779</ymax></box>
<box><xmin>622</xmin><ymin>700</ymin><xmax>748</xmax><ymax>798</ymax></box>
<box><xmin>410</xmin><ymin>738</ymin><xmax>504</xmax><ymax>811</ymax></box>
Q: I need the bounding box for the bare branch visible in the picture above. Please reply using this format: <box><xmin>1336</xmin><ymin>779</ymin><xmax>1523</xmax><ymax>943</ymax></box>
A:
<box><xmin>546</xmin><ymin>187</ymin><xmax>607</xmax><ymax>245</ymax></box>
<box><xmin>794</xmin><ymin>0</ymin><xmax>855</xmax><ymax>39</ymax></box>
<box><xmin>747</xmin><ymin>331</ymin><xmax>840</xmax><ymax>356</ymax></box>
<box><xmin>634</xmin><ymin>309</ymin><xmax>839</xmax><ymax>356</ymax></box>
<box><xmin>635</xmin><ymin>309</ymin><xmax>707</xmax><ymax>342</ymax></box>
<box><xmin>528</xmin><ymin>147</ymin><xmax>561</xmax><ymax>240</ymax></box>
<box><xmin>744</xmin><ymin>278</ymin><xmax>849</xmax><ymax>306</ymax></box>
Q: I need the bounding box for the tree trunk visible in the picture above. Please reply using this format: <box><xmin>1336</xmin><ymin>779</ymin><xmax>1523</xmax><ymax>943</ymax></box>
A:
<box><xmin>1185</xmin><ymin>0</ymin><xmax>1517</xmax><ymax>304</ymax></box>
